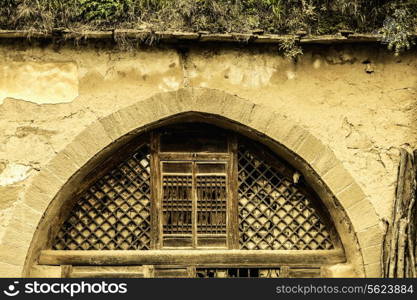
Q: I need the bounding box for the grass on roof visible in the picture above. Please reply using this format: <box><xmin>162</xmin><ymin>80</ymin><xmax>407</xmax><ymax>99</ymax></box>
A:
<box><xmin>0</xmin><ymin>0</ymin><xmax>416</xmax><ymax>55</ymax></box>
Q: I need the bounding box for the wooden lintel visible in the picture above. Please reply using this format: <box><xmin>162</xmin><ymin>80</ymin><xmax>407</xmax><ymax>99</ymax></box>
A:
<box><xmin>39</xmin><ymin>249</ymin><xmax>346</xmax><ymax>266</ymax></box>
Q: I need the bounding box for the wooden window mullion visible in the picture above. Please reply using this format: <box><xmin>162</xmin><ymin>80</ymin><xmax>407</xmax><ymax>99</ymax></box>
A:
<box><xmin>192</xmin><ymin>161</ymin><xmax>197</xmax><ymax>248</ymax></box>
<box><xmin>228</xmin><ymin>135</ymin><xmax>239</xmax><ymax>249</ymax></box>
<box><xmin>150</xmin><ymin>132</ymin><xmax>161</xmax><ymax>249</ymax></box>
<box><xmin>187</xmin><ymin>266</ymin><xmax>196</xmax><ymax>278</ymax></box>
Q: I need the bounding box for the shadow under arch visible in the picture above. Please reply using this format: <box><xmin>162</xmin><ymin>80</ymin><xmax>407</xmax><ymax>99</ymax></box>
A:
<box><xmin>1</xmin><ymin>88</ymin><xmax>382</xmax><ymax>277</ymax></box>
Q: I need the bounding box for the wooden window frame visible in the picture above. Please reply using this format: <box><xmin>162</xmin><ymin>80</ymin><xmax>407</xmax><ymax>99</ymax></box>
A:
<box><xmin>43</xmin><ymin>125</ymin><xmax>346</xmax><ymax>276</ymax></box>
<box><xmin>151</xmin><ymin>131</ymin><xmax>237</xmax><ymax>250</ymax></box>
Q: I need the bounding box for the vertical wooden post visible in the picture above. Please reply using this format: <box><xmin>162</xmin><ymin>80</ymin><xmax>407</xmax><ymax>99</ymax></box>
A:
<box><xmin>384</xmin><ymin>149</ymin><xmax>416</xmax><ymax>278</ymax></box>
<box><xmin>280</xmin><ymin>266</ymin><xmax>289</xmax><ymax>278</ymax></box>
<box><xmin>150</xmin><ymin>132</ymin><xmax>161</xmax><ymax>249</ymax></box>
<box><xmin>60</xmin><ymin>265</ymin><xmax>72</xmax><ymax>278</ymax></box>
<box><xmin>192</xmin><ymin>161</ymin><xmax>197</xmax><ymax>248</ymax></box>
<box><xmin>228</xmin><ymin>135</ymin><xmax>239</xmax><ymax>249</ymax></box>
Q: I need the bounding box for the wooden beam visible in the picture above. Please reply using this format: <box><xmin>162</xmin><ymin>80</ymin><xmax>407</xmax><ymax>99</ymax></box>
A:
<box><xmin>158</xmin><ymin>153</ymin><xmax>230</xmax><ymax>161</ymax></box>
<box><xmin>39</xmin><ymin>249</ymin><xmax>346</xmax><ymax>267</ymax></box>
<box><xmin>384</xmin><ymin>149</ymin><xmax>417</xmax><ymax>278</ymax></box>
<box><xmin>68</xmin><ymin>266</ymin><xmax>150</xmax><ymax>278</ymax></box>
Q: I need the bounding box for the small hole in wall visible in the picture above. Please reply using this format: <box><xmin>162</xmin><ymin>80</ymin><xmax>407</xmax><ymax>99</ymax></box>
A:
<box><xmin>362</xmin><ymin>59</ymin><xmax>374</xmax><ymax>74</ymax></box>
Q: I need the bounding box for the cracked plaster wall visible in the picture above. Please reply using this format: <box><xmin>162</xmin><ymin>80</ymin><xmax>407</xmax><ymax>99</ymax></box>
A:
<box><xmin>0</xmin><ymin>41</ymin><xmax>416</xmax><ymax>246</ymax></box>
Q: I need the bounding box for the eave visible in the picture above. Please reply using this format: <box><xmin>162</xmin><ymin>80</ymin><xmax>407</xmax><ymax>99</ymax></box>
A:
<box><xmin>1</xmin><ymin>29</ymin><xmax>413</xmax><ymax>45</ymax></box>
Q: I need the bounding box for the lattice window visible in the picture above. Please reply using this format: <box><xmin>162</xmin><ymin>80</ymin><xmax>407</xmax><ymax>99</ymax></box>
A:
<box><xmin>196</xmin><ymin>175</ymin><xmax>227</xmax><ymax>235</ymax></box>
<box><xmin>53</xmin><ymin>145</ymin><xmax>151</xmax><ymax>250</ymax></box>
<box><xmin>160</xmin><ymin>161</ymin><xmax>228</xmax><ymax>248</ymax></box>
<box><xmin>238</xmin><ymin>146</ymin><xmax>334</xmax><ymax>251</ymax></box>
<box><xmin>194</xmin><ymin>267</ymin><xmax>320</xmax><ymax>278</ymax></box>
<box><xmin>45</xmin><ymin>124</ymin><xmax>347</xmax><ymax>278</ymax></box>
<box><xmin>162</xmin><ymin>175</ymin><xmax>193</xmax><ymax>235</ymax></box>
<box><xmin>51</xmin><ymin>124</ymin><xmax>340</xmax><ymax>256</ymax></box>
<box><xmin>196</xmin><ymin>268</ymin><xmax>281</xmax><ymax>278</ymax></box>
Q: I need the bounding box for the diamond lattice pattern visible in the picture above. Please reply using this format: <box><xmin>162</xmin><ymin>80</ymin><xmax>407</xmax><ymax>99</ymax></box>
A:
<box><xmin>238</xmin><ymin>146</ymin><xmax>334</xmax><ymax>250</ymax></box>
<box><xmin>53</xmin><ymin>145</ymin><xmax>151</xmax><ymax>250</ymax></box>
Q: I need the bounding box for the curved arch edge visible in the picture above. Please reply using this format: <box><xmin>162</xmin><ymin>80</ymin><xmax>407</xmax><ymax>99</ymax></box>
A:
<box><xmin>0</xmin><ymin>87</ymin><xmax>383</xmax><ymax>277</ymax></box>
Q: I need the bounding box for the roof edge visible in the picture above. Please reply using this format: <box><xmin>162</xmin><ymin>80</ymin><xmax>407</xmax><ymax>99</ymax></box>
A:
<box><xmin>1</xmin><ymin>29</ymin><xmax>414</xmax><ymax>45</ymax></box>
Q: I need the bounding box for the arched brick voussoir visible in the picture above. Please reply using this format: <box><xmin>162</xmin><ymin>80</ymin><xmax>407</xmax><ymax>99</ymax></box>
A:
<box><xmin>99</xmin><ymin>89</ymin><xmax>194</xmax><ymax>141</ymax></box>
<box><xmin>1</xmin><ymin>87</ymin><xmax>382</xmax><ymax>277</ymax></box>
<box><xmin>20</xmin><ymin>121</ymin><xmax>113</xmax><ymax>214</ymax></box>
<box><xmin>192</xmin><ymin>88</ymin><xmax>289</xmax><ymax>138</ymax></box>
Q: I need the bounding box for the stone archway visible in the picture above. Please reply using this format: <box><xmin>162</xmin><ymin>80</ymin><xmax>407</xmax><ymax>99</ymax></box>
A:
<box><xmin>0</xmin><ymin>88</ymin><xmax>383</xmax><ymax>277</ymax></box>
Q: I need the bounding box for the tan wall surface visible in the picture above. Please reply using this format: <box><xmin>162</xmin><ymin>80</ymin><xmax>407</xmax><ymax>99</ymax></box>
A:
<box><xmin>0</xmin><ymin>41</ymin><xmax>416</xmax><ymax>273</ymax></box>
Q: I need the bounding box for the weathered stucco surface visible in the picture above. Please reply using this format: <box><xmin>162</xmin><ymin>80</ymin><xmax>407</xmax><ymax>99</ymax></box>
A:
<box><xmin>187</xmin><ymin>46</ymin><xmax>417</xmax><ymax>219</ymax></box>
<box><xmin>0</xmin><ymin>40</ymin><xmax>416</xmax><ymax>276</ymax></box>
<box><xmin>0</xmin><ymin>61</ymin><xmax>78</xmax><ymax>105</ymax></box>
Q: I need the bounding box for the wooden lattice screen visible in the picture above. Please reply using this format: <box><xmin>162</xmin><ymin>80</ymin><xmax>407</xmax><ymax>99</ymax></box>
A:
<box><xmin>237</xmin><ymin>146</ymin><xmax>334</xmax><ymax>250</ymax></box>
<box><xmin>162</xmin><ymin>174</ymin><xmax>193</xmax><ymax>235</ymax></box>
<box><xmin>196</xmin><ymin>268</ymin><xmax>281</xmax><ymax>278</ymax></box>
<box><xmin>195</xmin><ymin>267</ymin><xmax>321</xmax><ymax>278</ymax></box>
<box><xmin>53</xmin><ymin>145</ymin><xmax>151</xmax><ymax>250</ymax></box>
<box><xmin>52</xmin><ymin>128</ymin><xmax>338</xmax><ymax>253</ymax></box>
<box><xmin>196</xmin><ymin>175</ymin><xmax>227</xmax><ymax>235</ymax></box>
